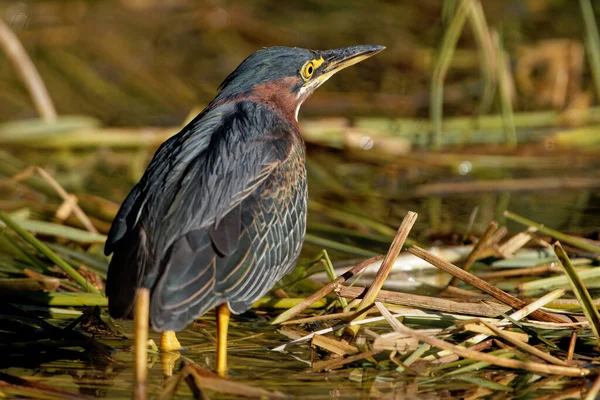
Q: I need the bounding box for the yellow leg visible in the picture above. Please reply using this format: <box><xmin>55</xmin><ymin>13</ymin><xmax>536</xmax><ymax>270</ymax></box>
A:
<box><xmin>160</xmin><ymin>331</ymin><xmax>182</xmax><ymax>352</ymax></box>
<box><xmin>216</xmin><ymin>303</ymin><xmax>231</xmax><ymax>377</ymax></box>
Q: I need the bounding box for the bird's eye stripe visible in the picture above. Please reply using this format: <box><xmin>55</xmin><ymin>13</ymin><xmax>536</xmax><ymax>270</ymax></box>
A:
<box><xmin>312</xmin><ymin>57</ymin><xmax>325</xmax><ymax>69</ymax></box>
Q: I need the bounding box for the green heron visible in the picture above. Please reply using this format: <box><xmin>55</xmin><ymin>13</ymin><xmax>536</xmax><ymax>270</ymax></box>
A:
<box><xmin>104</xmin><ymin>44</ymin><xmax>384</xmax><ymax>376</ymax></box>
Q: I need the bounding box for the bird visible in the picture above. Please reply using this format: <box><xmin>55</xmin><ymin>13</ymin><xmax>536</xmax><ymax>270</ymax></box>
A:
<box><xmin>104</xmin><ymin>44</ymin><xmax>385</xmax><ymax>376</ymax></box>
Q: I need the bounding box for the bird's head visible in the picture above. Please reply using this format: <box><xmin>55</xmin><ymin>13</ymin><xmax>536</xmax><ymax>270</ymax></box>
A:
<box><xmin>213</xmin><ymin>45</ymin><xmax>385</xmax><ymax>122</ymax></box>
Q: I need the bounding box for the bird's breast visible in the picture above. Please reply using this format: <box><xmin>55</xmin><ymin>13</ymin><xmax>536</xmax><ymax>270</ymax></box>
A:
<box><xmin>260</xmin><ymin>141</ymin><xmax>306</xmax><ymax>202</ymax></box>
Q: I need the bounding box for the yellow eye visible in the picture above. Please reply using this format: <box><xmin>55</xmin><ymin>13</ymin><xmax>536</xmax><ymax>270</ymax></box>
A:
<box><xmin>301</xmin><ymin>61</ymin><xmax>315</xmax><ymax>80</ymax></box>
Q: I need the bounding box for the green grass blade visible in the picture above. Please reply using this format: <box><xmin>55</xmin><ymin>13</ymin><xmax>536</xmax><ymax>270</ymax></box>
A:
<box><xmin>494</xmin><ymin>29</ymin><xmax>517</xmax><ymax>147</ymax></box>
<box><xmin>580</xmin><ymin>0</ymin><xmax>600</xmax><ymax>101</ymax></box>
<box><xmin>2</xmin><ymin>219</ymin><xmax>108</xmax><ymax>244</ymax></box>
<box><xmin>320</xmin><ymin>249</ymin><xmax>347</xmax><ymax>308</ymax></box>
<box><xmin>0</xmin><ymin>212</ymin><xmax>101</xmax><ymax>294</ymax></box>
<box><xmin>554</xmin><ymin>241</ymin><xmax>600</xmax><ymax>342</ymax></box>
<box><xmin>518</xmin><ymin>267</ymin><xmax>600</xmax><ymax>296</ymax></box>
<box><xmin>504</xmin><ymin>211</ymin><xmax>600</xmax><ymax>253</ymax></box>
<box><xmin>5</xmin><ymin>291</ymin><xmax>107</xmax><ymax>306</ymax></box>
<box><xmin>431</xmin><ymin>0</ymin><xmax>471</xmax><ymax>150</ymax></box>
<box><xmin>455</xmin><ymin>375</ymin><xmax>514</xmax><ymax>392</ymax></box>
<box><xmin>304</xmin><ymin>234</ymin><xmax>379</xmax><ymax>257</ymax></box>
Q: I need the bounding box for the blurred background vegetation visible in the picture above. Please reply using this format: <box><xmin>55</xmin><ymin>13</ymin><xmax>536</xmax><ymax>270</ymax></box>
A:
<box><xmin>1</xmin><ymin>0</ymin><xmax>600</xmax><ymax>249</ymax></box>
<box><xmin>1</xmin><ymin>0</ymin><xmax>599</xmax><ymax>123</ymax></box>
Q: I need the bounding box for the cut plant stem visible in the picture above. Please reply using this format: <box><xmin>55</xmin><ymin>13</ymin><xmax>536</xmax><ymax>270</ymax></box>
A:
<box><xmin>408</xmin><ymin>245</ymin><xmax>566</xmax><ymax>324</ymax></box>
<box><xmin>271</xmin><ymin>255</ymin><xmax>383</xmax><ymax>325</ymax></box>
<box><xmin>497</xmin><ymin>228</ymin><xmax>536</xmax><ymax>258</ymax></box>
<box><xmin>342</xmin><ymin>212</ymin><xmax>418</xmax><ymax>343</ymax></box>
<box><xmin>134</xmin><ymin>288</ymin><xmax>149</xmax><ymax>400</ymax></box>
<box><xmin>0</xmin><ymin>277</ymin><xmax>59</xmax><ymax>292</ymax></box>
<box><xmin>375</xmin><ymin>302</ymin><xmax>589</xmax><ymax>377</ymax></box>
<box><xmin>312</xmin><ymin>334</ymin><xmax>359</xmax><ymax>356</ymax></box>
<box><xmin>338</xmin><ymin>285</ymin><xmax>510</xmax><ymax>317</ymax></box>
<box><xmin>35</xmin><ymin>166</ymin><xmax>98</xmax><ymax>234</ymax></box>
<box><xmin>477</xmin><ymin>263</ymin><xmax>559</xmax><ymax>280</ymax></box>
<box><xmin>449</xmin><ymin>220</ymin><xmax>497</xmax><ymax>286</ymax></box>
<box><xmin>567</xmin><ymin>331</ymin><xmax>577</xmax><ymax>361</ymax></box>
<box><xmin>479</xmin><ymin>319</ymin><xmax>569</xmax><ymax>366</ymax></box>
<box><xmin>424</xmin><ymin>288</ymin><xmax>565</xmax><ymax>362</ymax></box>
<box><xmin>554</xmin><ymin>241</ymin><xmax>600</xmax><ymax>342</ymax></box>
<box><xmin>320</xmin><ymin>249</ymin><xmax>347</xmax><ymax>308</ymax></box>
<box><xmin>22</xmin><ymin>268</ymin><xmax>82</xmax><ymax>292</ymax></box>
<box><xmin>504</xmin><ymin>211</ymin><xmax>600</xmax><ymax>253</ymax></box>
<box><xmin>273</xmin><ymin>309</ymin><xmax>444</xmax><ymax>352</ymax></box>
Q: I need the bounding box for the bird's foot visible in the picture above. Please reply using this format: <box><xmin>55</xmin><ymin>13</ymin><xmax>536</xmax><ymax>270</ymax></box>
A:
<box><xmin>160</xmin><ymin>331</ymin><xmax>182</xmax><ymax>352</ymax></box>
<box><xmin>159</xmin><ymin>331</ymin><xmax>182</xmax><ymax>376</ymax></box>
<box><xmin>159</xmin><ymin>331</ymin><xmax>182</xmax><ymax>377</ymax></box>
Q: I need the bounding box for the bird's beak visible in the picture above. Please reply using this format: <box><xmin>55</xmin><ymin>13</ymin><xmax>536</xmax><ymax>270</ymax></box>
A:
<box><xmin>313</xmin><ymin>44</ymin><xmax>385</xmax><ymax>85</ymax></box>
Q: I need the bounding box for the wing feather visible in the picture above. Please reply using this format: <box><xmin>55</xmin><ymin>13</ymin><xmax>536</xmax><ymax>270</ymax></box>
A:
<box><xmin>105</xmin><ymin>101</ymin><xmax>300</xmax><ymax>329</ymax></box>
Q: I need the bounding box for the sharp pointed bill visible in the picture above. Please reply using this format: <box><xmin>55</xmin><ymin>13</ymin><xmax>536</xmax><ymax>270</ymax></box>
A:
<box><xmin>316</xmin><ymin>44</ymin><xmax>385</xmax><ymax>82</ymax></box>
<box><xmin>296</xmin><ymin>45</ymin><xmax>385</xmax><ymax>119</ymax></box>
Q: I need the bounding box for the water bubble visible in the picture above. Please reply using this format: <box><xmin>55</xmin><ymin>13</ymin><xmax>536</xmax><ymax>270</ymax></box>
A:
<box><xmin>544</xmin><ymin>138</ymin><xmax>556</xmax><ymax>151</ymax></box>
<box><xmin>359</xmin><ymin>136</ymin><xmax>374</xmax><ymax>150</ymax></box>
<box><xmin>458</xmin><ymin>161</ymin><xmax>472</xmax><ymax>175</ymax></box>
<box><xmin>207</xmin><ymin>7</ymin><xmax>230</xmax><ymax>30</ymax></box>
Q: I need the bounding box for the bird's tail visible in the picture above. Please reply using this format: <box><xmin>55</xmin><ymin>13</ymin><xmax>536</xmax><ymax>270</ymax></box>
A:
<box><xmin>105</xmin><ymin>230</ymin><xmax>151</xmax><ymax>319</ymax></box>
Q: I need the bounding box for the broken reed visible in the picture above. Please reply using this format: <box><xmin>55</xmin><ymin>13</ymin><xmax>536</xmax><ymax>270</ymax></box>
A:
<box><xmin>272</xmin><ymin>209</ymin><xmax>600</xmax><ymax>389</ymax></box>
<box><xmin>341</xmin><ymin>211</ymin><xmax>418</xmax><ymax>343</ymax></box>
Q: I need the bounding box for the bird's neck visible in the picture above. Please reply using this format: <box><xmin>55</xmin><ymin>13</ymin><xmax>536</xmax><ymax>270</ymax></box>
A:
<box><xmin>212</xmin><ymin>77</ymin><xmax>302</xmax><ymax>130</ymax></box>
<box><xmin>247</xmin><ymin>77</ymin><xmax>302</xmax><ymax>128</ymax></box>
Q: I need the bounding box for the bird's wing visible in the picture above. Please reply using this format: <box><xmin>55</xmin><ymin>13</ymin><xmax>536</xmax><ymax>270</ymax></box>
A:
<box><xmin>105</xmin><ymin>101</ymin><xmax>297</xmax><ymax>323</ymax></box>
<box><xmin>104</xmin><ymin>104</ymin><xmax>229</xmax><ymax>255</ymax></box>
<box><xmin>150</xmin><ymin>103</ymin><xmax>293</xmax><ymax>258</ymax></box>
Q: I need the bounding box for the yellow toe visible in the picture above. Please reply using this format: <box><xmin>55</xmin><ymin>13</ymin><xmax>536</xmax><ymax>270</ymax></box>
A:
<box><xmin>160</xmin><ymin>331</ymin><xmax>182</xmax><ymax>352</ymax></box>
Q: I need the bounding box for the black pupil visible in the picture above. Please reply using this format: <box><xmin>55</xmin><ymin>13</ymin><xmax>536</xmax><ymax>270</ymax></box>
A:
<box><xmin>307</xmin><ymin>66</ymin><xmax>313</xmax><ymax>74</ymax></box>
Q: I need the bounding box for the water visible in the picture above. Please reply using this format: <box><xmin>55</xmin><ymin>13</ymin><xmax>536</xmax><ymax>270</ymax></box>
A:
<box><xmin>1</xmin><ymin>144</ymin><xmax>599</xmax><ymax>398</ymax></box>
<box><xmin>3</xmin><ymin>317</ymin><xmax>405</xmax><ymax>399</ymax></box>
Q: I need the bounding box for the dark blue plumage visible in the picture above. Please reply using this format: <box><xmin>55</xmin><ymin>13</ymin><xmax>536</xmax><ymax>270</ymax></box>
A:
<box><xmin>104</xmin><ymin>45</ymin><xmax>384</xmax><ymax>332</ymax></box>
